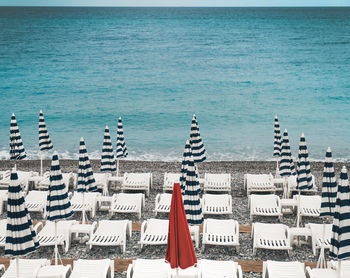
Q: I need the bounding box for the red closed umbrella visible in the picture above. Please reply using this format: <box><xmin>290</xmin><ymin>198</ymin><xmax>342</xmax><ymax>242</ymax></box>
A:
<box><xmin>165</xmin><ymin>182</ymin><xmax>197</xmax><ymax>270</ymax></box>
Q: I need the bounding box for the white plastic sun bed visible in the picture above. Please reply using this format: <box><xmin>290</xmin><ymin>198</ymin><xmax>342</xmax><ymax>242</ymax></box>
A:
<box><xmin>305</xmin><ymin>223</ymin><xmax>332</xmax><ymax>256</ymax></box>
<box><xmin>154</xmin><ymin>193</ymin><xmax>172</xmax><ymax>215</ymax></box>
<box><xmin>202</xmin><ymin>218</ymin><xmax>240</xmax><ymax>252</ymax></box>
<box><xmin>0</xmin><ymin>170</ymin><xmax>37</xmax><ymax>192</ymax></box>
<box><xmin>139</xmin><ymin>218</ymin><xmax>169</xmax><ymax>250</ymax></box>
<box><xmin>70</xmin><ymin>259</ymin><xmax>114</xmax><ymax>278</ymax></box>
<box><xmin>252</xmin><ymin>223</ymin><xmax>291</xmax><ymax>256</ymax></box>
<box><xmin>88</xmin><ymin>220</ymin><xmax>132</xmax><ymax>254</ymax></box>
<box><xmin>127</xmin><ymin>259</ymin><xmax>171</xmax><ymax>278</ymax></box>
<box><xmin>203</xmin><ymin>173</ymin><xmax>231</xmax><ymax>193</ymax></box>
<box><xmin>297</xmin><ymin>195</ymin><xmax>321</xmax><ymax>224</ymax></box>
<box><xmin>198</xmin><ymin>259</ymin><xmax>243</xmax><ymax>278</ymax></box>
<box><xmin>163</xmin><ymin>173</ymin><xmax>181</xmax><ymax>192</ymax></box>
<box><xmin>329</xmin><ymin>260</ymin><xmax>350</xmax><ymax>277</ymax></box>
<box><xmin>37</xmin><ymin>172</ymin><xmax>75</xmax><ymax>191</ymax></box>
<box><xmin>70</xmin><ymin>192</ymin><xmax>101</xmax><ymax>218</ymax></box>
<box><xmin>305</xmin><ymin>266</ymin><xmax>337</xmax><ymax>278</ymax></box>
<box><xmin>2</xmin><ymin>259</ymin><xmax>50</xmax><ymax>278</ymax></box>
<box><xmin>244</xmin><ymin>174</ymin><xmax>276</xmax><ymax>195</ymax></box>
<box><xmin>288</xmin><ymin>175</ymin><xmax>317</xmax><ymax>197</ymax></box>
<box><xmin>0</xmin><ymin>170</ymin><xmax>11</xmax><ymax>189</ymax></box>
<box><xmin>0</xmin><ymin>219</ymin><xmax>6</xmax><ymax>247</ymax></box>
<box><xmin>25</xmin><ymin>190</ymin><xmax>48</xmax><ymax>216</ymax></box>
<box><xmin>109</xmin><ymin>193</ymin><xmax>145</xmax><ymax>219</ymax></box>
<box><xmin>202</xmin><ymin>194</ymin><xmax>233</xmax><ymax>216</ymax></box>
<box><xmin>122</xmin><ymin>172</ymin><xmax>152</xmax><ymax>197</ymax></box>
<box><xmin>94</xmin><ymin>172</ymin><xmax>110</xmax><ymax>196</ymax></box>
<box><xmin>262</xmin><ymin>260</ymin><xmax>306</xmax><ymax>278</ymax></box>
<box><xmin>249</xmin><ymin>194</ymin><xmax>282</xmax><ymax>221</ymax></box>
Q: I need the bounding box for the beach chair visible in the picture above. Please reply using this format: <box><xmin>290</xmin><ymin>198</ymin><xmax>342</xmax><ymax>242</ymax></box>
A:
<box><xmin>37</xmin><ymin>172</ymin><xmax>75</xmax><ymax>191</ymax></box>
<box><xmin>88</xmin><ymin>220</ymin><xmax>132</xmax><ymax>253</ymax></box>
<box><xmin>109</xmin><ymin>193</ymin><xmax>145</xmax><ymax>219</ymax></box>
<box><xmin>262</xmin><ymin>260</ymin><xmax>306</xmax><ymax>278</ymax></box>
<box><xmin>202</xmin><ymin>218</ymin><xmax>240</xmax><ymax>252</ymax></box>
<box><xmin>306</xmin><ymin>223</ymin><xmax>332</xmax><ymax>256</ymax></box>
<box><xmin>70</xmin><ymin>192</ymin><xmax>100</xmax><ymax>218</ymax></box>
<box><xmin>329</xmin><ymin>260</ymin><xmax>350</xmax><ymax>277</ymax></box>
<box><xmin>122</xmin><ymin>172</ymin><xmax>152</xmax><ymax>197</ymax></box>
<box><xmin>154</xmin><ymin>193</ymin><xmax>172</xmax><ymax>215</ymax></box>
<box><xmin>0</xmin><ymin>190</ymin><xmax>7</xmax><ymax>214</ymax></box>
<box><xmin>1</xmin><ymin>258</ymin><xmax>50</xmax><ymax>278</ymax></box>
<box><xmin>305</xmin><ymin>267</ymin><xmax>337</xmax><ymax>278</ymax></box>
<box><xmin>25</xmin><ymin>190</ymin><xmax>47</xmax><ymax>216</ymax></box>
<box><xmin>139</xmin><ymin>218</ymin><xmax>168</xmax><ymax>250</ymax></box>
<box><xmin>248</xmin><ymin>194</ymin><xmax>282</xmax><ymax>221</ymax></box>
<box><xmin>0</xmin><ymin>219</ymin><xmax>6</xmax><ymax>247</ymax></box>
<box><xmin>297</xmin><ymin>195</ymin><xmax>321</xmax><ymax>224</ymax></box>
<box><xmin>198</xmin><ymin>259</ymin><xmax>242</xmax><ymax>278</ymax></box>
<box><xmin>127</xmin><ymin>259</ymin><xmax>171</xmax><ymax>278</ymax></box>
<box><xmin>94</xmin><ymin>172</ymin><xmax>109</xmax><ymax>195</ymax></box>
<box><xmin>288</xmin><ymin>175</ymin><xmax>318</xmax><ymax>197</ymax></box>
<box><xmin>0</xmin><ymin>170</ymin><xmax>36</xmax><ymax>192</ymax></box>
<box><xmin>203</xmin><ymin>173</ymin><xmax>231</xmax><ymax>193</ymax></box>
<box><xmin>252</xmin><ymin>223</ymin><xmax>291</xmax><ymax>256</ymax></box>
<box><xmin>0</xmin><ymin>170</ymin><xmax>11</xmax><ymax>189</ymax></box>
<box><xmin>202</xmin><ymin>194</ymin><xmax>232</xmax><ymax>216</ymax></box>
<box><xmin>36</xmin><ymin>220</ymin><xmax>77</xmax><ymax>252</ymax></box>
<box><xmin>70</xmin><ymin>259</ymin><xmax>114</xmax><ymax>278</ymax></box>
<box><xmin>163</xmin><ymin>173</ymin><xmax>180</xmax><ymax>192</ymax></box>
<box><xmin>244</xmin><ymin>174</ymin><xmax>276</xmax><ymax>195</ymax></box>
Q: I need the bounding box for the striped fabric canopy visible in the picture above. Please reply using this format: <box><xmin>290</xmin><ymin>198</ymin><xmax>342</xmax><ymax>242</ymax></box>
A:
<box><xmin>296</xmin><ymin>133</ymin><xmax>313</xmax><ymax>191</ymax></box>
<box><xmin>46</xmin><ymin>153</ymin><xmax>73</xmax><ymax>221</ymax></box>
<box><xmin>320</xmin><ymin>147</ymin><xmax>337</xmax><ymax>217</ymax></box>
<box><xmin>190</xmin><ymin>114</ymin><xmax>206</xmax><ymax>163</ymax></box>
<box><xmin>5</xmin><ymin>169</ymin><xmax>39</xmax><ymax>256</ymax></box>
<box><xmin>39</xmin><ymin>110</ymin><xmax>53</xmax><ymax>152</ymax></box>
<box><xmin>116</xmin><ymin>117</ymin><xmax>128</xmax><ymax>159</ymax></box>
<box><xmin>10</xmin><ymin>113</ymin><xmax>26</xmax><ymax>160</ymax></box>
<box><xmin>330</xmin><ymin>166</ymin><xmax>350</xmax><ymax>260</ymax></box>
<box><xmin>77</xmin><ymin>137</ymin><xmax>97</xmax><ymax>192</ymax></box>
<box><xmin>279</xmin><ymin>129</ymin><xmax>296</xmax><ymax>177</ymax></box>
<box><xmin>273</xmin><ymin>116</ymin><xmax>282</xmax><ymax>157</ymax></box>
<box><xmin>101</xmin><ymin>125</ymin><xmax>116</xmax><ymax>172</ymax></box>
<box><xmin>180</xmin><ymin>140</ymin><xmax>203</xmax><ymax>225</ymax></box>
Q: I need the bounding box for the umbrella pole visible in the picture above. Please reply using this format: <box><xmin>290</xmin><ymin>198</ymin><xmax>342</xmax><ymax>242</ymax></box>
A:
<box><xmin>116</xmin><ymin>159</ymin><xmax>119</xmax><ymax>177</ymax></box>
<box><xmin>40</xmin><ymin>152</ymin><xmax>43</xmax><ymax>176</ymax></box>
<box><xmin>16</xmin><ymin>257</ymin><xmax>19</xmax><ymax>278</ymax></box>
<box><xmin>54</xmin><ymin>221</ymin><xmax>58</xmax><ymax>265</ymax></box>
<box><xmin>82</xmin><ymin>192</ymin><xmax>86</xmax><ymax>224</ymax></box>
<box><xmin>283</xmin><ymin>176</ymin><xmax>288</xmax><ymax>199</ymax></box>
<box><xmin>317</xmin><ymin>221</ymin><xmax>326</xmax><ymax>268</ymax></box>
<box><xmin>297</xmin><ymin>191</ymin><xmax>301</xmax><ymax>228</ymax></box>
<box><xmin>338</xmin><ymin>259</ymin><xmax>341</xmax><ymax>278</ymax></box>
<box><xmin>276</xmin><ymin>159</ymin><xmax>279</xmax><ymax>178</ymax></box>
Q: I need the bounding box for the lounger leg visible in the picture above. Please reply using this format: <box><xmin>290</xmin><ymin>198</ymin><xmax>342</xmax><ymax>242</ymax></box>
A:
<box><xmin>253</xmin><ymin>247</ymin><xmax>257</xmax><ymax>256</ymax></box>
<box><xmin>236</xmin><ymin>246</ymin><xmax>240</xmax><ymax>253</ymax></box>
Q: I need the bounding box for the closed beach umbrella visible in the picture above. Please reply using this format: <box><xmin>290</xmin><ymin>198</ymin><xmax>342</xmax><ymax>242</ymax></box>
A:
<box><xmin>273</xmin><ymin>116</ymin><xmax>282</xmax><ymax>177</ymax></box>
<box><xmin>116</xmin><ymin>117</ymin><xmax>128</xmax><ymax>176</ymax></box>
<box><xmin>190</xmin><ymin>114</ymin><xmax>206</xmax><ymax>163</ymax></box>
<box><xmin>5</xmin><ymin>168</ymin><xmax>39</xmax><ymax>278</ymax></box>
<box><xmin>39</xmin><ymin>110</ymin><xmax>53</xmax><ymax>175</ymax></box>
<box><xmin>165</xmin><ymin>182</ymin><xmax>197</xmax><ymax>272</ymax></box>
<box><xmin>77</xmin><ymin>137</ymin><xmax>97</xmax><ymax>223</ymax></box>
<box><xmin>330</xmin><ymin>166</ymin><xmax>350</xmax><ymax>276</ymax></box>
<box><xmin>101</xmin><ymin>126</ymin><xmax>116</xmax><ymax>195</ymax></box>
<box><xmin>318</xmin><ymin>147</ymin><xmax>337</xmax><ymax>268</ymax></box>
<box><xmin>46</xmin><ymin>153</ymin><xmax>73</xmax><ymax>265</ymax></box>
<box><xmin>279</xmin><ymin>129</ymin><xmax>296</xmax><ymax>198</ymax></box>
<box><xmin>180</xmin><ymin>140</ymin><xmax>203</xmax><ymax>225</ymax></box>
<box><xmin>10</xmin><ymin>113</ymin><xmax>26</xmax><ymax>160</ymax></box>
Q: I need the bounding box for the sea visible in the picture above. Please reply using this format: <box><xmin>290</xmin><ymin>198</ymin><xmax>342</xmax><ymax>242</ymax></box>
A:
<box><xmin>0</xmin><ymin>7</ymin><xmax>349</xmax><ymax>161</ymax></box>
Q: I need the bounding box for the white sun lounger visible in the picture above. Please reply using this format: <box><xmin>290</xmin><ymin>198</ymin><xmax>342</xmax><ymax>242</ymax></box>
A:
<box><xmin>70</xmin><ymin>192</ymin><xmax>101</xmax><ymax>218</ymax></box>
<box><xmin>2</xmin><ymin>259</ymin><xmax>50</xmax><ymax>278</ymax></box>
<box><xmin>122</xmin><ymin>173</ymin><xmax>152</xmax><ymax>197</ymax></box>
<box><xmin>329</xmin><ymin>260</ymin><xmax>350</xmax><ymax>277</ymax></box>
<box><xmin>70</xmin><ymin>259</ymin><xmax>114</xmax><ymax>278</ymax></box>
<box><xmin>252</xmin><ymin>223</ymin><xmax>291</xmax><ymax>256</ymax></box>
<box><xmin>198</xmin><ymin>259</ymin><xmax>243</xmax><ymax>278</ymax></box>
<box><xmin>163</xmin><ymin>173</ymin><xmax>181</xmax><ymax>192</ymax></box>
<box><xmin>262</xmin><ymin>260</ymin><xmax>306</xmax><ymax>278</ymax></box>
<box><xmin>109</xmin><ymin>193</ymin><xmax>145</xmax><ymax>219</ymax></box>
<box><xmin>139</xmin><ymin>218</ymin><xmax>168</xmax><ymax>250</ymax></box>
<box><xmin>0</xmin><ymin>190</ymin><xmax>8</xmax><ymax>214</ymax></box>
<box><xmin>37</xmin><ymin>172</ymin><xmax>75</xmax><ymax>191</ymax></box>
<box><xmin>36</xmin><ymin>220</ymin><xmax>77</xmax><ymax>252</ymax></box>
<box><xmin>0</xmin><ymin>219</ymin><xmax>6</xmax><ymax>247</ymax></box>
<box><xmin>306</xmin><ymin>223</ymin><xmax>332</xmax><ymax>256</ymax></box>
<box><xmin>249</xmin><ymin>194</ymin><xmax>282</xmax><ymax>221</ymax></box>
<box><xmin>0</xmin><ymin>170</ymin><xmax>11</xmax><ymax>189</ymax></box>
<box><xmin>94</xmin><ymin>172</ymin><xmax>110</xmax><ymax>195</ymax></box>
<box><xmin>305</xmin><ymin>266</ymin><xmax>337</xmax><ymax>278</ymax></box>
<box><xmin>203</xmin><ymin>173</ymin><xmax>231</xmax><ymax>193</ymax></box>
<box><xmin>88</xmin><ymin>220</ymin><xmax>132</xmax><ymax>253</ymax></box>
<box><xmin>202</xmin><ymin>194</ymin><xmax>233</xmax><ymax>216</ymax></box>
<box><xmin>202</xmin><ymin>218</ymin><xmax>240</xmax><ymax>252</ymax></box>
<box><xmin>127</xmin><ymin>259</ymin><xmax>171</xmax><ymax>278</ymax></box>
<box><xmin>288</xmin><ymin>175</ymin><xmax>317</xmax><ymax>197</ymax></box>
<box><xmin>244</xmin><ymin>174</ymin><xmax>276</xmax><ymax>195</ymax></box>
<box><xmin>25</xmin><ymin>190</ymin><xmax>47</xmax><ymax>216</ymax></box>
<box><xmin>297</xmin><ymin>195</ymin><xmax>321</xmax><ymax>224</ymax></box>
<box><xmin>154</xmin><ymin>193</ymin><xmax>172</xmax><ymax>215</ymax></box>
<box><xmin>0</xmin><ymin>170</ymin><xmax>37</xmax><ymax>192</ymax></box>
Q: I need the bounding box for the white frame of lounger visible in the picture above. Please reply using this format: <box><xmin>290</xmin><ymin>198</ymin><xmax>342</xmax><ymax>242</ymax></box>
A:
<box><xmin>163</xmin><ymin>173</ymin><xmax>180</xmax><ymax>192</ymax></box>
<box><xmin>88</xmin><ymin>219</ymin><xmax>132</xmax><ymax>253</ymax></box>
<box><xmin>202</xmin><ymin>218</ymin><xmax>240</xmax><ymax>252</ymax></box>
<box><xmin>109</xmin><ymin>193</ymin><xmax>145</xmax><ymax>219</ymax></box>
<box><xmin>248</xmin><ymin>194</ymin><xmax>282</xmax><ymax>221</ymax></box>
<box><xmin>305</xmin><ymin>266</ymin><xmax>337</xmax><ymax>278</ymax></box>
<box><xmin>330</xmin><ymin>260</ymin><xmax>350</xmax><ymax>277</ymax></box>
<box><xmin>288</xmin><ymin>175</ymin><xmax>318</xmax><ymax>197</ymax></box>
<box><xmin>2</xmin><ymin>259</ymin><xmax>50</xmax><ymax>278</ymax></box>
<box><xmin>0</xmin><ymin>190</ymin><xmax>7</xmax><ymax>215</ymax></box>
<box><xmin>126</xmin><ymin>259</ymin><xmax>171</xmax><ymax>278</ymax></box>
<box><xmin>70</xmin><ymin>259</ymin><xmax>114</xmax><ymax>278</ymax></box>
<box><xmin>296</xmin><ymin>195</ymin><xmax>321</xmax><ymax>225</ymax></box>
<box><xmin>37</xmin><ymin>172</ymin><xmax>75</xmax><ymax>191</ymax></box>
<box><xmin>198</xmin><ymin>259</ymin><xmax>243</xmax><ymax>278</ymax></box>
<box><xmin>139</xmin><ymin>218</ymin><xmax>169</xmax><ymax>250</ymax></box>
<box><xmin>25</xmin><ymin>190</ymin><xmax>48</xmax><ymax>216</ymax></box>
<box><xmin>244</xmin><ymin>174</ymin><xmax>276</xmax><ymax>195</ymax></box>
<box><xmin>0</xmin><ymin>170</ymin><xmax>11</xmax><ymax>189</ymax></box>
<box><xmin>154</xmin><ymin>193</ymin><xmax>172</xmax><ymax>215</ymax></box>
<box><xmin>262</xmin><ymin>260</ymin><xmax>306</xmax><ymax>278</ymax></box>
<box><xmin>305</xmin><ymin>223</ymin><xmax>332</xmax><ymax>256</ymax></box>
<box><xmin>70</xmin><ymin>192</ymin><xmax>100</xmax><ymax>218</ymax></box>
<box><xmin>203</xmin><ymin>173</ymin><xmax>231</xmax><ymax>193</ymax></box>
<box><xmin>202</xmin><ymin>193</ymin><xmax>233</xmax><ymax>216</ymax></box>
<box><xmin>252</xmin><ymin>223</ymin><xmax>291</xmax><ymax>256</ymax></box>
<box><xmin>122</xmin><ymin>172</ymin><xmax>152</xmax><ymax>197</ymax></box>
<box><xmin>0</xmin><ymin>170</ymin><xmax>37</xmax><ymax>193</ymax></box>
<box><xmin>0</xmin><ymin>219</ymin><xmax>6</xmax><ymax>247</ymax></box>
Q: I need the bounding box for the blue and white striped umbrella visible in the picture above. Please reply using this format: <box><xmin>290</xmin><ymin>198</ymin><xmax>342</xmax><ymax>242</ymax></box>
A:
<box><xmin>77</xmin><ymin>137</ymin><xmax>97</xmax><ymax>193</ymax></box>
<box><xmin>46</xmin><ymin>153</ymin><xmax>73</xmax><ymax>264</ymax></box>
<box><xmin>10</xmin><ymin>113</ymin><xmax>26</xmax><ymax>160</ymax></box>
<box><xmin>180</xmin><ymin>140</ymin><xmax>203</xmax><ymax>225</ymax></box>
<box><xmin>329</xmin><ymin>166</ymin><xmax>350</xmax><ymax>261</ymax></box>
<box><xmin>273</xmin><ymin>116</ymin><xmax>282</xmax><ymax>158</ymax></box>
<box><xmin>5</xmin><ymin>169</ymin><xmax>39</xmax><ymax>257</ymax></box>
<box><xmin>116</xmin><ymin>117</ymin><xmax>128</xmax><ymax>176</ymax></box>
<box><xmin>39</xmin><ymin>110</ymin><xmax>53</xmax><ymax>152</ymax></box>
<box><xmin>279</xmin><ymin>129</ymin><xmax>296</xmax><ymax>177</ymax></box>
<box><xmin>190</xmin><ymin>114</ymin><xmax>206</xmax><ymax>163</ymax></box>
<box><xmin>101</xmin><ymin>125</ymin><xmax>116</xmax><ymax>173</ymax></box>
<box><xmin>296</xmin><ymin>133</ymin><xmax>313</xmax><ymax>191</ymax></box>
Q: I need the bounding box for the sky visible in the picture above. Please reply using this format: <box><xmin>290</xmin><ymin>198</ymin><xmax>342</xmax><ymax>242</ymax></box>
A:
<box><xmin>1</xmin><ymin>0</ymin><xmax>350</xmax><ymax>7</ymax></box>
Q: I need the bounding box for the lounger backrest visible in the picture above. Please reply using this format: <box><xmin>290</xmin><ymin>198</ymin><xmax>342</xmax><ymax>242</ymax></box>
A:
<box><xmin>40</xmin><ymin>220</ymin><xmax>76</xmax><ymax>236</ymax></box>
<box><xmin>0</xmin><ymin>219</ymin><xmax>6</xmax><ymax>236</ymax></box>
<box><xmin>300</xmin><ymin>195</ymin><xmax>321</xmax><ymax>209</ymax></box>
<box><xmin>251</xmin><ymin>194</ymin><xmax>278</xmax><ymax>208</ymax></box>
<box><xmin>206</xmin><ymin>219</ymin><xmax>236</xmax><ymax>235</ymax></box>
<box><xmin>133</xmin><ymin>259</ymin><xmax>170</xmax><ymax>278</ymax></box>
<box><xmin>25</xmin><ymin>191</ymin><xmax>47</xmax><ymax>202</ymax></box>
<box><xmin>308</xmin><ymin>223</ymin><xmax>332</xmax><ymax>239</ymax></box>
<box><xmin>247</xmin><ymin>174</ymin><xmax>272</xmax><ymax>185</ymax></box>
<box><xmin>116</xmin><ymin>193</ymin><xmax>142</xmax><ymax>206</ymax></box>
<box><xmin>204</xmin><ymin>194</ymin><xmax>229</xmax><ymax>205</ymax></box>
<box><xmin>266</xmin><ymin>260</ymin><xmax>306</xmax><ymax>278</ymax></box>
<box><xmin>255</xmin><ymin>223</ymin><xmax>286</xmax><ymax>239</ymax></box>
<box><xmin>97</xmin><ymin>220</ymin><xmax>128</xmax><ymax>235</ymax></box>
<box><xmin>164</xmin><ymin>173</ymin><xmax>180</xmax><ymax>184</ymax></box>
<box><xmin>72</xmin><ymin>259</ymin><xmax>112</xmax><ymax>278</ymax></box>
<box><xmin>205</xmin><ymin>173</ymin><xmax>230</xmax><ymax>182</ymax></box>
<box><xmin>124</xmin><ymin>173</ymin><xmax>150</xmax><ymax>182</ymax></box>
<box><xmin>161</xmin><ymin>193</ymin><xmax>172</xmax><ymax>203</ymax></box>
<box><xmin>146</xmin><ymin>219</ymin><xmax>169</xmax><ymax>234</ymax></box>
<box><xmin>201</xmin><ymin>259</ymin><xmax>237</xmax><ymax>278</ymax></box>
<box><xmin>3</xmin><ymin>258</ymin><xmax>50</xmax><ymax>278</ymax></box>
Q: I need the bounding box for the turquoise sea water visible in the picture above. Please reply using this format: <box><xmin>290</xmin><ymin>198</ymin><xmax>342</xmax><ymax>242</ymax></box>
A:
<box><xmin>0</xmin><ymin>7</ymin><xmax>350</xmax><ymax>161</ymax></box>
